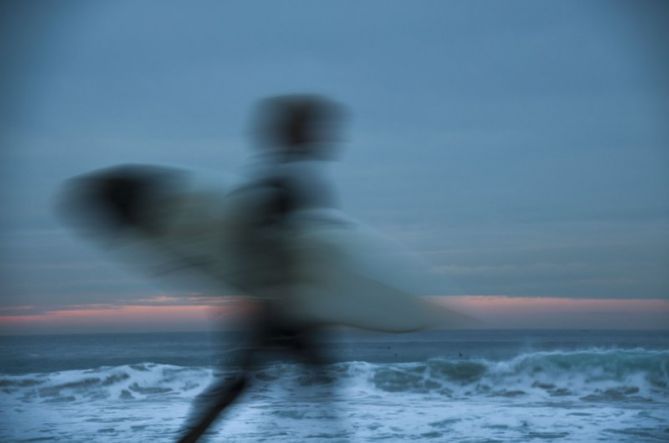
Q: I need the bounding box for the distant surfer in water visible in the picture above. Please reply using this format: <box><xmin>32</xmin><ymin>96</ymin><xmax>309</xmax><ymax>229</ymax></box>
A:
<box><xmin>175</xmin><ymin>95</ymin><xmax>346</xmax><ymax>443</ymax></box>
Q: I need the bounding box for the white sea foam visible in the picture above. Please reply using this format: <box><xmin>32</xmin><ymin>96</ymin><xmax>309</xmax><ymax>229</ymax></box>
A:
<box><xmin>1</xmin><ymin>349</ymin><xmax>668</xmax><ymax>442</ymax></box>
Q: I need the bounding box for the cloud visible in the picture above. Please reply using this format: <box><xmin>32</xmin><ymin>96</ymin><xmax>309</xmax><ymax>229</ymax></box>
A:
<box><xmin>2</xmin><ymin>1</ymin><xmax>668</xmax><ymax>313</ymax></box>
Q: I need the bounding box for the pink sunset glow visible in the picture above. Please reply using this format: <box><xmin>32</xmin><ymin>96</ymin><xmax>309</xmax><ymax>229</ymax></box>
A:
<box><xmin>434</xmin><ymin>296</ymin><xmax>669</xmax><ymax>330</ymax></box>
<box><xmin>0</xmin><ymin>296</ymin><xmax>254</xmax><ymax>335</ymax></box>
<box><xmin>1</xmin><ymin>296</ymin><xmax>667</xmax><ymax>334</ymax></box>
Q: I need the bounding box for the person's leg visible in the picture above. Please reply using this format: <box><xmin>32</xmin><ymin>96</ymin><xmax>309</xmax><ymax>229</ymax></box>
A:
<box><xmin>176</xmin><ymin>375</ymin><xmax>248</xmax><ymax>443</ymax></box>
<box><xmin>175</xmin><ymin>311</ymin><xmax>267</xmax><ymax>443</ymax></box>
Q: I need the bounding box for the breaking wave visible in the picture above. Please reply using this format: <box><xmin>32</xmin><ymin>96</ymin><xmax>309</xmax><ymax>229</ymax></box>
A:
<box><xmin>2</xmin><ymin>348</ymin><xmax>667</xmax><ymax>404</ymax></box>
<box><xmin>363</xmin><ymin>348</ymin><xmax>669</xmax><ymax>402</ymax></box>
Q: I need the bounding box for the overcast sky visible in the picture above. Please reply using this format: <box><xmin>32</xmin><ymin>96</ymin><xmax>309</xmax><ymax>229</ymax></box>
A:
<box><xmin>1</xmin><ymin>0</ymin><xmax>668</xmax><ymax>318</ymax></box>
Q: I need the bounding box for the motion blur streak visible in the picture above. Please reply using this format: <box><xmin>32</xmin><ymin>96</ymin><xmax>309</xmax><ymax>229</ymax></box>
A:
<box><xmin>58</xmin><ymin>96</ymin><xmax>464</xmax><ymax>441</ymax></box>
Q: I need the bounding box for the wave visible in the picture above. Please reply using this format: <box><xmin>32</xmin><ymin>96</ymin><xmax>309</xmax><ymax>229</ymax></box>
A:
<box><xmin>1</xmin><ymin>348</ymin><xmax>667</xmax><ymax>404</ymax></box>
<box><xmin>0</xmin><ymin>363</ymin><xmax>214</xmax><ymax>403</ymax></box>
<box><xmin>364</xmin><ymin>348</ymin><xmax>669</xmax><ymax>402</ymax></box>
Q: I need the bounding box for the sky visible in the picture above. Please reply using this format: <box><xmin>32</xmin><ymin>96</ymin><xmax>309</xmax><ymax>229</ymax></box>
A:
<box><xmin>1</xmin><ymin>0</ymin><xmax>668</xmax><ymax>333</ymax></box>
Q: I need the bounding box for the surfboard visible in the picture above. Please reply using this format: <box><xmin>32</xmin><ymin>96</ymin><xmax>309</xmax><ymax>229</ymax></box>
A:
<box><xmin>59</xmin><ymin>164</ymin><xmax>473</xmax><ymax>332</ymax></box>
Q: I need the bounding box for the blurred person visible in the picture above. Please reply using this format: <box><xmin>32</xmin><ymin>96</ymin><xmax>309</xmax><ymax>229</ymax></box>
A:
<box><xmin>175</xmin><ymin>94</ymin><xmax>346</xmax><ymax>442</ymax></box>
<box><xmin>58</xmin><ymin>94</ymin><xmax>458</xmax><ymax>442</ymax></box>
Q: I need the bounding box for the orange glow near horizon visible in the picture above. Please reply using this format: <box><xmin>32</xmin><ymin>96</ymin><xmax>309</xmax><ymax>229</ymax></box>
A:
<box><xmin>432</xmin><ymin>296</ymin><xmax>669</xmax><ymax>330</ymax></box>
<box><xmin>1</xmin><ymin>295</ymin><xmax>667</xmax><ymax>334</ymax></box>
<box><xmin>0</xmin><ymin>296</ymin><xmax>255</xmax><ymax>334</ymax></box>
<box><xmin>436</xmin><ymin>295</ymin><xmax>669</xmax><ymax>313</ymax></box>
<box><xmin>0</xmin><ymin>305</ymin><xmax>211</xmax><ymax>331</ymax></box>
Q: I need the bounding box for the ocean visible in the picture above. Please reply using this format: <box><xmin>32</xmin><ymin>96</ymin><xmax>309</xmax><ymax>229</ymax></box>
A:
<box><xmin>1</xmin><ymin>330</ymin><xmax>668</xmax><ymax>442</ymax></box>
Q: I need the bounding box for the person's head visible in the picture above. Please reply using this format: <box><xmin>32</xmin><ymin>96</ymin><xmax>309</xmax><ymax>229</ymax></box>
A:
<box><xmin>252</xmin><ymin>94</ymin><xmax>345</xmax><ymax>159</ymax></box>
